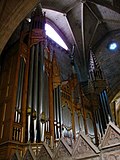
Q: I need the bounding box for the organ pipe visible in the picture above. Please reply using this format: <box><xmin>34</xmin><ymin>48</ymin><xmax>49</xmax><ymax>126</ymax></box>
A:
<box><xmin>56</xmin><ymin>87</ymin><xmax>60</xmax><ymax>138</ymax></box>
<box><xmin>18</xmin><ymin>58</ymin><xmax>25</xmax><ymax>110</ymax></box>
<box><xmin>79</xmin><ymin>114</ymin><xmax>85</xmax><ymax>133</ymax></box>
<box><xmin>27</xmin><ymin>46</ymin><xmax>35</xmax><ymax>142</ymax></box>
<box><xmin>74</xmin><ymin>112</ymin><xmax>79</xmax><ymax>135</ymax></box>
<box><xmin>96</xmin><ymin>109</ymin><xmax>103</xmax><ymax>136</ymax></box>
<box><xmin>58</xmin><ymin>85</ymin><xmax>62</xmax><ymax>137</ymax></box>
<box><xmin>33</xmin><ymin>44</ymin><xmax>38</xmax><ymax>112</ymax></box>
<box><xmin>15</xmin><ymin>58</ymin><xmax>22</xmax><ymax>122</ymax></box>
<box><xmin>15</xmin><ymin>57</ymin><xmax>25</xmax><ymax>123</ymax></box>
<box><xmin>99</xmin><ymin>103</ymin><xmax>106</xmax><ymax>133</ymax></box>
<box><xmin>33</xmin><ymin>44</ymin><xmax>39</xmax><ymax>142</ymax></box>
<box><xmin>99</xmin><ymin>94</ymin><xmax>108</xmax><ymax>125</ymax></box>
<box><xmin>53</xmin><ymin>86</ymin><xmax>62</xmax><ymax>140</ymax></box>
<box><xmin>16</xmin><ymin>58</ymin><xmax>22</xmax><ymax>109</ymax></box>
<box><xmin>91</xmin><ymin>111</ymin><xmax>99</xmax><ymax>146</ymax></box>
<box><xmin>28</xmin><ymin>46</ymin><xmax>35</xmax><ymax>108</ymax></box>
<box><xmin>18</xmin><ymin>57</ymin><xmax>25</xmax><ymax>123</ymax></box>
<box><xmin>101</xmin><ymin>93</ymin><xmax>109</xmax><ymax>123</ymax></box>
<box><xmin>54</xmin><ymin>89</ymin><xmax>57</xmax><ymax>139</ymax></box>
<box><xmin>38</xmin><ymin>42</ymin><xmax>45</xmax><ymax>142</ymax></box>
<box><xmin>48</xmin><ymin>62</ymin><xmax>54</xmax><ymax>139</ymax></box>
<box><xmin>103</xmin><ymin>90</ymin><xmax>113</xmax><ymax>121</ymax></box>
<box><xmin>44</xmin><ymin>73</ymin><xmax>49</xmax><ymax>133</ymax></box>
<box><xmin>55</xmin><ymin>88</ymin><xmax>59</xmax><ymax>139</ymax></box>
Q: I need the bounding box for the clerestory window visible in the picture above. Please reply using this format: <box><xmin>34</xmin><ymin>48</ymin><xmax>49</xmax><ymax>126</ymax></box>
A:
<box><xmin>45</xmin><ymin>23</ymin><xmax>68</xmax><ymax>50</ymax></box>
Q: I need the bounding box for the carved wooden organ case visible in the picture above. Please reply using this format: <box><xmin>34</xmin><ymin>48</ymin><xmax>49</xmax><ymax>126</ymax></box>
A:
<box><xmin>0</xmin><ymin>7</ymin><xmax>113</xmax><ymax>151</ymax></box>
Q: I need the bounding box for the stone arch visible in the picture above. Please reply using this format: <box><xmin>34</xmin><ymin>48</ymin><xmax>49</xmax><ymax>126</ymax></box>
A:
<box><xmin>0</xmin><ymin>0</ymin><xmax>39</xmax><ymax>54</ymax></box>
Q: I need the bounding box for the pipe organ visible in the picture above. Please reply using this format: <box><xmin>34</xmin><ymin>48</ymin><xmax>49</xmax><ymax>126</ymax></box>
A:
<box><xmin>0</xmin><ymin>6</ymin><xmax>113</xmax><ymax>159</ymax></box>
<box><xmin>87</xmin><ymin>50</ymin><xmax>113</xmax><ymax>145</ymax></box>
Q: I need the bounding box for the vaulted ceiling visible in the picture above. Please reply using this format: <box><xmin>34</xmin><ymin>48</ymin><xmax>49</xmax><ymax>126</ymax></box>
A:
<box><xmin>0</xmin><ymin>0</ymin><xmax>120</xmax><ymax>101</ymax></box>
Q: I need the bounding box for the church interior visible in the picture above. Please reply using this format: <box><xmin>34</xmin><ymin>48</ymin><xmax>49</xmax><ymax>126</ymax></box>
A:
<box><xmin>0</xmin><ymin>0</ymin><xmax>120</xmax><ymax>159</ymax></box>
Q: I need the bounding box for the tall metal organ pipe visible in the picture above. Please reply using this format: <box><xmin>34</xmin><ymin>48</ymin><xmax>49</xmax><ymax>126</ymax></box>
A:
<box><xmin>95</xmin><ymin>110</ymin><xmax>103</xmax><ymax>137</ymax></box>
<box><xmin>18</xmin><ymin>58</ymin><xmax>25</xmax><ymax>109</ymax></box>
<box><xmin>103</xmin><ymin>90</ymin><xmax>113</xmax><ymax>121</ymax></box>
<box><xmin>99</xmin><ymin>89</ymin><xmax>113</xmax><ymax>132</ymax></box>
<box><xmin>56</xmin><ymin>87</ymin><xmax>60</xmax><ymax>138</ymax></box>
<box><xmin>99</xmin><ymin>94</ymin><xmax>108</xmax><ymax>126</ymax></box>
<box><xmin>33</xmin><ymin>44</ymin><xmax>39</xmax><ymax>142</ymax></box>
<box><xmin>100</xmin><ymin>93</ymin><xmax>109</xmax><ymax>124</ymax></box>
<box><xmin>15</xmin><ymin>58</ymin><xmax>22</xmax><ymax>122</ymax></box>
<box><xmin>44</xmin><ymin>73</ymin><xmax>49</xmax><ymax>133</ymax></box>
<box><xmin>18</xmin><ymin>58</ymin><xmax>25</xmax><ymax>123</ymax></box>
<box><xmin>38</xmin><ymin>42</ymin><xmax>45</xmax><ymax>142</ymax></box>
<box><xmin>53</xmin><ymin>86</ymin><xmax>62</xmax><ymax>140</ymax></box>
<box><xmin>16</xmin><ymin>58</ymin><xmax>22</xmax><ymax>109</ymax></box>
<box><xmin>15</xmin><ymin>57</ymin><xmax>25</xmax><ymax>123</ymax></box>
<box><xmin>58</xmin><ymin>85</ymin><xmax>62</xmax><ymax>137</ymax></box>
<box><xmin>54</xmin><ymin>89</ymin><xmax>57</xmax><ymax>139</ymax></box>
<box><xmin>57</xmin><ymin>85</ymin><xmax>62</xmax><ymax>138</ymax></box>
<box><xmin>27</xmin><ymin>46</ymin><xmax>35</xmax><ymax>142</ymax></box>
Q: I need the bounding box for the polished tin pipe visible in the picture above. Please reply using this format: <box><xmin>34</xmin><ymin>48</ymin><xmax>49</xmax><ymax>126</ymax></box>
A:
<box><xmin>18</xmin><ymin>58</ymin><xmax>25</xmax><ymax>123</ymax></box>
<box><xmin>97</xmin><ymin>109</ymin><xmax>104</xmax><ymax>136</ymax></box>
<box><xmin>33</xmin><ymin>44</ymin><xmax>38</xmax><ymax>112</ymax></box>
<box><xmin>55</xmin><ymin>88</ymin><xmax>59</xmax><ymax>139</ymax></box>
<box><xmin>58</xmin><ymin>85</ymin><xmax>62</xmax><ymax>137</ymax></box>
<box><xmin>53</xmin><ymin>88</ymin><xmax>57</xmax><ymax>139</ymax></box>
<box><xmin>103</xmin><ymin>90</ymin><xmax>113</xmax><ymax>121</ymax></box>
<box><xmin>32</xmin><ymin>44</ymin><xmax>39</xmax><ymax>142</ymax></box>
<box><xmin>99</xmin><ymin>100</ymin><xmax>107</xmax><ymax>133</ymax></box>
<box><xmin>16</xmin><ymin>59</ymin><xmax>22</xmax><ymax>108</ymax></box>
<box><xmin>101</xmin><ymin>93</ymin><xmax>109</xmax><ymax>123</ymax></box>
<box><xmin>17</xmin><ymin>59</ymin><xmax>24</xmax><ymax>123</ymax></box>
<box><xmin>18</xmin><ymin>58</ymin><xmax>25</xmax><ymax>110</ymax></box>
<box><xmin>15</xmin><ymin>57</ymin><xmax>23</xmax><ymax>122</ymax></box>
<box><xmin>95</xmin><ymin>110</ymin><xmax>103</xmax><ymax>137</ymax></box>
<box><xmin>53</xmin><ymin>89</ymin><xmax>57</xmax><ymax>122</ymax></box>
<box><xmin>43</xmin><ymin>72</ymin><xmax>49</xmax><ymax>132</ymax></box>
<box><xmin>28</xmin><ymin>46</ymin><xmax>35</xmax><ymax>109</ymax></box>
<box><xmin>28</xmin><ymin>45</ymin><xmax>35</xmax><ymax>142</ymax></box>
<box><xmin>100</xmin><ymin>94</ymin><xmax>108</xmax><ymax>125</ymax></box>
<box><xmin>38</xmin><ymin>42</ymin><xmax>45</xmax><ymax>142</ymax></box>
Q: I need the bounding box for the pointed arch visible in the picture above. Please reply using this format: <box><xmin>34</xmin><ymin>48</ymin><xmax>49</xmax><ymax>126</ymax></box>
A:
<box><xmin>45</xmin><ymin>23</ymin><xmax>68</xmax><ymax>50</ymax></box>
